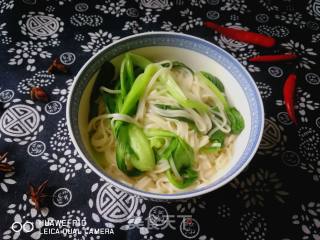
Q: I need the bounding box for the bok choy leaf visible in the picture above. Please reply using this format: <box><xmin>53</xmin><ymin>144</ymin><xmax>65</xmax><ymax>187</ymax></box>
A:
<box><xmin>116</xmin><ymin>124</ymin><xmax>155</xmax><ymax>175</ymax></box>
<box><xmin>226</xmin><ymin>107</ymin><xmax>245</xmax><ymax>134</ymax></box>
<box><xmin>116</xmin><ymin>125</ymin><xmax>141</xmax><ymax>176</ymax></box>
<box><xmin>200</xmin><ymin>71</ymin><xmax>225</xmax><ymax>93</ymax></box>
<box><xmin>114</xmin><ymin>63</ymin><xmax>158</xmax><ymax>134</ymax></box>
<box><xmin>128</xmin><ymin>124</ymin><xmax>156</xmax><ymax>171</ymax></box>
<box><xmin>197</xmin><ymin>72</ymin><xmax>245</xmax><ymax>135</ymax></box>
<box><xmin>160</xmin><ymin>72</ymin><xmax>209</xmax><ymax>112</ymax></box>
<box><xmin>144</xmin><ymin>128</ymin><xmax>198</xmax><ymax>188</ymax></box>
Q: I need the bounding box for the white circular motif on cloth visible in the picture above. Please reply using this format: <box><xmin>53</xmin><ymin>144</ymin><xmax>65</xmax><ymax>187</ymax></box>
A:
<box><xmin>126</xmin><ymin>8</ymin><xmax>139</xmax><ymax>17</ymax></box>
<box><xmin>306</xmin><ymin>21</ymin><xmax>319</xmax><ymax>30</ymax></box>
<box><xmin>282</xmin><ymin>151</ymin><xmax>300</xmax><ymax>167</ymax></box>
<box><xmin>19</xmin><ymin>12</ymin><xmax>64</xmax><ymax>40</ymax></box>
<box><xmin>0</xmin><ymin>104</ymin><xmax>40</xmax><ymax>137</ymax></box>
<box><xmin>259</xmin><ymin>119</ymin><xmax>281</xmax><ymax>150</ymax></box>
<box><xmin>305</xmin><ymin>73</ymin><xmax>320</xmax><ymax>85</ymax></box>
<box><xmin>27</xmin><ymin>140</ymin><xmax>46</xmax><ymax>157</ymax></box>
<box><xmin>0</xmin><ymin>99</ymin><xmax>45</xmax><ymax>145</ymax></box>
<box><xmin>96</xmin><ymin>183</ymin><xmax>138</xmax><ymax>223</ymax></box>
<box><xmin>180</xmin><ymin>218</ymin><xmax>200</xmax><ymax>239</ymax></box>
<box><xmin>148</xmin><ymin>206</ymin><xmax>168</xmax><ymax>227</ymax></box>
<box><xmin>59</xmin><ymin>52</ymin><xmax>76</xmax><ymax>65</ymax></box>
<box><xmin>45</xmin><ymin>101</ymin><xmax>62</xmax><ymax>115</ymax></box>
<box><xmin>258</xmin><ymin>118</ymin><xmax>286</xmax><ymax>156</ymax></box>
<box><xmin>140</xmin><ymin>0</ymin><xmax>169</xmax><ymax>9</ymax></box>
<box><xmin>206</xmin><ymin>11</ymin><xmax>220</xmax><ymax>20</ymax></box>
<box><xmin>312</xmin><ymin>0</ymin><xmax>320</xmax><ymax>17</ymax></box>
<box><xmin>52</xmin><ymin>188</ymin><xmax>72</xmax><ymax>207</ymax></box>
<box><xmin>256</xmin><ymin>13</ymin><xmax>269</xmax><ymax>23</ymax></box>
<box><xmin>0</xmin><ymin>89</ymin><xmax>14</xmax><ymax>102</ymax></box>
<box><xmin>277</xmin><ymin>112</ymin><xmax>293</xmax><ymax>125</ymax></box>
<box><xmin>26</xmin><ymin>15</ymin><xmax>59</xmax><ymax>37</ymax></box>
<box><xmin>307</xmin><ymin>0</ymin><xmax>320</xmax><ymax>20</ymax></box>
<box><xmin>268</xmin><ymin>66</ymin><xmax>283</xmax><ymax>78</ymax></box>
<box><xmin>75</xmin><ymin>3</ymin><xmax>88</xmax><ymax>12</ymax></box>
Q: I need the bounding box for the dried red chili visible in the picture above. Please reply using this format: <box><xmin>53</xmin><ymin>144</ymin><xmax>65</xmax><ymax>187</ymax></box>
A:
<box><xmin>30</xmin><ymin>87</ymin><xmax>48</xmax><ymax>102</ymax></box>
<box><xmin>28</xmin><ymin>180</ymin><xmax>48</xmax><ymax>210</ymax></box>
<box><xmin>48</xmin><ymin>58</ymin><xmax>68</xmax><ymax>74</ymax></box>
<box><xmin>203</xmin><ymin>21</ymin><xmax>276</xmax><ymax>48</ymax></box>
<box><xmin>0</xmin><ymin>152</ymin><xmax>14</xmax><ymax>173</ymax></box>
<box><xmin>248</xmin><ymin>53</ymin><xmax>298</xmax><ymax>62</ymax></box>
<box><xmin>283</xmin><ymin>73</ymin><xmax>298</xmax><ymax>125</ymax></box>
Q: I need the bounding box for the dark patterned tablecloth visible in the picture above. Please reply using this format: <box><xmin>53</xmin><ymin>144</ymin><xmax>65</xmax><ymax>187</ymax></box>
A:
<box><xmin>1</xmin><ymin>0</ymin><xmax>320</xmax><ymax>239</ymax></box>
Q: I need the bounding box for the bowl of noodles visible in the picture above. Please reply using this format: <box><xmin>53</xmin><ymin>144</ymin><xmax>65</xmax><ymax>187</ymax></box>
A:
<box><xmin>67</xmin><ymin>32</ymin><xmax>264</xmax><ymax>200</ymax></box>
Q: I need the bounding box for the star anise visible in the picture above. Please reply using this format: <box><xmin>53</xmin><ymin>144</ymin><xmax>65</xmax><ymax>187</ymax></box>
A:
<box><xmin>0</xmin><ymin>152</ymin><xmax>14</xmax><ymax>173</ymax></box>
<box><xmin>48</xmin><ymin>58</ymin><xmax>68</xmax><ymax>74</ymax></box>
<box><xmin>27</xmin><ymin>180</ymin><xmax>48</xmax><ymax>210</ymax></box>
<box><xmin>30</xmin><ymin>87</ymin><xmax>49</xmax><ymax>102</ymax></box>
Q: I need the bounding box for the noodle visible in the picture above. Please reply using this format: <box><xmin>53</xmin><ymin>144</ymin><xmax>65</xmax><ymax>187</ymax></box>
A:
<box><xmin>88</xmin><ymin>59</ymin><xmax>240</xmax><ymax>194</ymax></box>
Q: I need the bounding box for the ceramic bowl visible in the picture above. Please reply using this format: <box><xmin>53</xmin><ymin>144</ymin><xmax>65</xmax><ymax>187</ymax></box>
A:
<box><xmin>67</xmin><ymin>32</ymin><xmax>264</xmax><ymax>200</ymax></box>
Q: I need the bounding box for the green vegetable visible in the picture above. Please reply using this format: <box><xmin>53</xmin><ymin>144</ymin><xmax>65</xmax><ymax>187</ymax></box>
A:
<box><xmin>128</xmin><ymin>124</ymin><xmax>156</xmax><ymax>171</ymax></box>
<box><xmin>120</xmin><ymin>53</ymin><xmax>152</xmax><ymax>99</ymax></box>
<box><xmin>160</xmin><ymin>72</ymin><xmax>209</xmax><ymax>112</ymax></box>
<box><xmin>115</xmin><ymin>93</ymin><xmax>123</xmax><ymax>113</ymax></box>
<box><xmin>155</xmin><ymin>104</ymin><xmax>181</xmax><ymax>110</ymax></box>
<box><xmin>116</xmin><ymin>124</ymin><xmax>155</xmax><ymax>175</ymax></box>
<box><xmin>226</xmin><ymin>107</ymin><xmax>245</xmax><ymax>134</ymax></box>
<box><xmin>101</xmin><ymin>91</ymin><xmax>117</xmax><ymax>113</ymax></box>
<box><xmin>197</xmin><ymin>72</ymin><xmax>228</xmax><ymax>108</ymax></box>
<box><xmin>114</xmin><ymin>64</ymin><xmax>158</xmax><ymax>133</ymax></box>
<box><xmin>120</xmin><ymin>56</ymin><xmax>127</xmax><ymax>98</ymax></box>
<box><xmin>116</xmin><ymin>125</ymin><xmax>141</xmax><ymax>176</ymax></box>
<box><xmin>149</xmin><ymin>137</ymin><xmax>165</xmax><ymax>149</ymax></box>
<box><xmin>197</xmin><ymin>72</ymin><xmax>245</xmax><ymax>135</ymax></box>
<box><xmin>128</xmin><ymin>52</ymin><xmax>152</xmax><ymax>70</ymax></box>
<box><xmin>126</xmin><ymin>54</ymin><xmax>135</xmax><ymax>86</ymax></box>
<box><xmin>145</xmin><ymin>128</ymin><xmax>198</xmax><ymax>188</ymax></box>
<box><xmin>121</xmin><ymin>64</ymin><xmax>158</xmax><ymax>114</ymax></box>
<box><xmin>162</xmin><ymin>61</ymin><xmax>194</xmax><ymax>74</ymax></box>
<box><xmin>161</xmin><ymin>138</ymin><xmax>179</xmax><ymax>160</ymax></box>
<box><xmin>171</xmin><ymin>137</ymin><xmax>194</xmax><ymax>171</ymax></box>
<box><xmin>144</xmin><ymin>128</ymin><xmax>176</xmax><ymax>138</ymax></box>
<box><xmin>210</xmin><ymin>130</ymin><xmax>225</xmax><ymax>146</ymax></box>
<box><xmin>166</xmin><ymin>168</ymin><xmax>198</xmax><ymax>189</ymax></box>
<box><xmin>200</xmin><ymin>71</ymin><xmax>225</xmax><ymax>93</ymax></box>
<box><xmin>200</xmin><ymin>130</ymin><xmax>225</xmax><ymax>153</ymax></box>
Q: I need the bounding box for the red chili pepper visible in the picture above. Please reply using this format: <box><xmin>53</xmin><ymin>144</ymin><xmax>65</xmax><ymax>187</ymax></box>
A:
<box><xmin>283</xmin><ymin>73</ymin><xmax>298</xmax><ymax>125</ymax></box>
<box><xmin>248</xmin><ymin>53</ymin><xmax>298</xmax><ymax>62</ymax></box>
<box><xmin>203</xmin><ymin>21</ymin><xmax>276</xmax><ymax>48</ymax></box>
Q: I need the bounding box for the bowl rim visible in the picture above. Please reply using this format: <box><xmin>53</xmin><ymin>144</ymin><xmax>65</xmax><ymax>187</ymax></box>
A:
<box><xmin>66</xmin><ymin>31</ymin><xmax>264</xmax><ymax>200</ymax></box>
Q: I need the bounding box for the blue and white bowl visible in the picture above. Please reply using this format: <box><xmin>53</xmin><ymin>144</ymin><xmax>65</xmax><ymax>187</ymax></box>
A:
<box><xmin>67</xmin><ymin>32</ymin><xmax>264</xmax><ymax>200</ymax></box>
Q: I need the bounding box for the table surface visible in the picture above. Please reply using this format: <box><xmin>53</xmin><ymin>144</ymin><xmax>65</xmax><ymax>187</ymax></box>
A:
<box><xmin>1</xmin><ymin>0</ymin><xmax>320</xmax><ymax>239</ymax></box>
